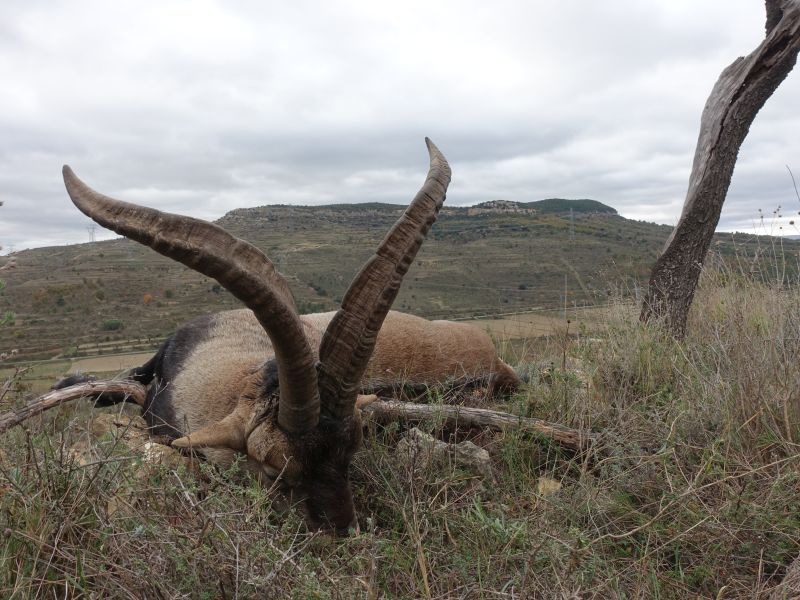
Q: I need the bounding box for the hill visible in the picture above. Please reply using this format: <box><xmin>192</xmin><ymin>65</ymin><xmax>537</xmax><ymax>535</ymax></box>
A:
<box><xmin>0</xmin><ymin>201</ymin><xmax>795</xmax><ymax>361</ymax></box>
<box><xmin>470</xmin><ymin>198</ymin><xmax>616</xmax><ymax>215</ymax></box>
<box><xmin>523</xmin><ymin>198</ymin><xmax>617</xmax><ymax>214</ymax></box>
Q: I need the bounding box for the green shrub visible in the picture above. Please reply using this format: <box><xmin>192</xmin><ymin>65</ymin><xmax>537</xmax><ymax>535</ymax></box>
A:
<box><xmin>101</xmin><ymin>319</ymin><xmax>124</xmax><ymax>331</ymax></box>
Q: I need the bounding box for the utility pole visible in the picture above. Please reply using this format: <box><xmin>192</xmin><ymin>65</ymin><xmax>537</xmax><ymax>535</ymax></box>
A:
<box><xmin>87</xmin><ymin>223</ymin><xmax>97</xmax><ymax>243</ymax></box>
<box><xmin>569</xmin><ymin>208</ymin><xmax>575</xmax><ymax>240</ymax></box>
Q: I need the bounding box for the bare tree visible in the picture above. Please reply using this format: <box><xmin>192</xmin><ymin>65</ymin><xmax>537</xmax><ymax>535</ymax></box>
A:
<box><xmin>640</xmin><ymin>0</ymin><xmax>800</xmax><ymax>337</ymax></box>
<box><xmin>0</xmin><ymin>200</ymin><xmax>12</xmax><ymax>280</ymax></box>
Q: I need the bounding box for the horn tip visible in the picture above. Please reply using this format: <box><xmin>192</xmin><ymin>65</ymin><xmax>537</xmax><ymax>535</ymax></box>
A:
<box><xmin>424</xmin><ymin>137</ymin><xmax>450</xmax><ymax>179</ymax></box>
<box><xmin>62</xmin><ymin>165</ymin><xmax>81</xmax><ymax>189</ymax></box>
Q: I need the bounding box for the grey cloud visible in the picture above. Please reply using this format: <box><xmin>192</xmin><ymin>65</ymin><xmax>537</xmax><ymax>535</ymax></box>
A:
<box><xmin>1</xmin><ymin>1</ymin><xmax>798</xmax><ymax>253</ymax></box>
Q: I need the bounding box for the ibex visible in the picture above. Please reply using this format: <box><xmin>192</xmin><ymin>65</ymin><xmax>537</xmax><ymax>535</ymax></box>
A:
<box><xmin>61</xmin><ymin>139</ymin><xmax>518</xmax><ymax>532</ymax></box>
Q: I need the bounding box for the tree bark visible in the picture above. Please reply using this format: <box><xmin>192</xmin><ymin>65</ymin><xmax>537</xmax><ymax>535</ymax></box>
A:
<box><xmin>640</xmin><ymin>0</ymin><xmax>800</xmax><ymax>338</ymax></box>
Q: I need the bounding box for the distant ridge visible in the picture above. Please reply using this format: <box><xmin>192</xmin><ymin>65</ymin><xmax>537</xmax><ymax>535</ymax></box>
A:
<box><xmin>7</xmin><ymin>200</ymin><xmax>798</xmax><ymax>363</ymax></box>
<box><xmin>224</xmin><ymin>199</ymin><xmax>619</xmax><ymax>218</ymax></box>
<box><xmin>472</xmin><ymin>198</ymin><xmax>617</xmax><ymax>215</ymax></box>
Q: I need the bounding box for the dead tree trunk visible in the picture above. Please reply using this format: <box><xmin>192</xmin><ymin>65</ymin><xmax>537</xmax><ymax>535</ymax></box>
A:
<box><xmin>0</xmin><ymin>381</ymin><xmax>595</xmax><ymax>451</ymax></box>
<box><xmin>640</xmin><ymin>0</ymin><xmax>800</xmax><ymax>338</ymax></box>
<box><xmin>0</xmin><ymin>380</ymin><xmax>147</xmax><ymax>434</ymax></box>
<box><xmin>769</xmin><ymin>553</ymin><xmax>800</xmax><ymax>598</ymax></box>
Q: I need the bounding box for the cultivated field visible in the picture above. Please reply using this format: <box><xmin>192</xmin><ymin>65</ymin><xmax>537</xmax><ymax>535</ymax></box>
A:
<box><xmin>3</xmin><ymin>203</ymin><xmax>791</xmax><ymax>363</ymax></box>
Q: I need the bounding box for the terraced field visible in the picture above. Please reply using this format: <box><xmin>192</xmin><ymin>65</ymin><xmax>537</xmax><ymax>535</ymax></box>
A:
<box><xmin>1</xmin><ymin>201</ymin><xmax>794</xmax><ymax>363</ymax></box>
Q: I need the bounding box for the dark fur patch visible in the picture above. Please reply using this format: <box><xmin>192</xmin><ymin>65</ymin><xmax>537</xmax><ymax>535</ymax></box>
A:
<box><xmin>293</xmin><ymin>414</ymin><xmax>363</xmax><ymax>533</ymax></box>
<box><xmin>51</xmin><ymin>373</ymin><xmax>97</xmax><ymax>390</ymax></box>
<box><xmin>248</xmin><ymin>359</ymin><xmax>281</xmax><ymax>426</ymax></box>
<box><xmin>141</xmin><ymin>313</ymin><xmax>216</xmax><ymax>438</ymax></box>
<box><xmin>260</xmin><ymin>359</ymin><xmax>280</xmax><ymax>397</ymax></box>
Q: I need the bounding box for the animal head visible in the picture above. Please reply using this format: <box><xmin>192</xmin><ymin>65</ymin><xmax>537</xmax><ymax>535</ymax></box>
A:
<box><xmin>62</xmin><ymin>139</ymin><xmax>450</xmax><ymax>532</ymax></box>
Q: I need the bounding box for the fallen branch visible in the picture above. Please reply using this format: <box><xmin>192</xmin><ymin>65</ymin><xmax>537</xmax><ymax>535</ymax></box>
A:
<box><xmin>362</xmin><ymin>399</ymin><xmax>596</xmax><ymax>451</ymax></box>
<box><xmin>0</xmin><ymin>380</ymin><xmax>147</xmax><ymax>434</ymax></box>
<box><xmin>0</xmin><ymin>381</ymin><xmax>596</xmax><ymax>451</ymax></box>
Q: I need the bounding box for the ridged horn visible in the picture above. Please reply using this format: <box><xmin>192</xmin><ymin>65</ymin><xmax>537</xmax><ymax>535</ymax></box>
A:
<box><xmin>62</xmin><ymin>166</ymin><xmax>320</xmax><ymax>434</ymax></box>
<box><xmin>317</xmin><ymin>138</ymin><xmax>451</xmax><ymax>419</ymax></box>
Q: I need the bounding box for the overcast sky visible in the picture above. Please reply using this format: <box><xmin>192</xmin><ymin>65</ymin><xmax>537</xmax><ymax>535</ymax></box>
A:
<box><xmin>1</xmin><ymin>1</ymin><xmax>798</xmax><ymax>253</ymax></box>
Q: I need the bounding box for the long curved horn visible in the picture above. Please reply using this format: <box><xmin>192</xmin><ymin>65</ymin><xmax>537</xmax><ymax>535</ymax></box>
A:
<box><xmin>317</xmin><ymin>138</ymin><xmax>451</xmax><ymax>420</ymax></box>
<box><xmin>62</xmin><ymin>167</ymin><xmax>320</xmax><ymax>434</ymax></box>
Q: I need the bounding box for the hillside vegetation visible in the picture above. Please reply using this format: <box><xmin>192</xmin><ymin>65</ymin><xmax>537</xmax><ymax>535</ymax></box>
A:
<box><xmin>1</xmin><ymin>201</ymin><xmax>795</xmax><ymax>364</ymax></box>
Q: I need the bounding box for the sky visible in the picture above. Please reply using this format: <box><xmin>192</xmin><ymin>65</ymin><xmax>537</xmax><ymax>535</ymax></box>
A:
<box><xmin>1</xmin><ymin>0</ymin><xmax>799</xmax><ymax>253</ymax></box>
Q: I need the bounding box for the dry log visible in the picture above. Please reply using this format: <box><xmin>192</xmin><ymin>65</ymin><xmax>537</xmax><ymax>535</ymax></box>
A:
<box><xmin>0</xmin><ymin>380</ymin><xmax>594</xmax><ymax>451</ymax></box>
<box><xmin>770</xmin><ymin>553</ymin><xmax>800</xmax><ymax>599</ymax></box>
<box><xmin>0</xmin><ymin>380</ymin><xmax>147</xmax><ymax>434</ymax></box>
<box><xmin>362</xmin><ymin>398</ymin><xmax>596</xmax><ymax>451</ymax></box>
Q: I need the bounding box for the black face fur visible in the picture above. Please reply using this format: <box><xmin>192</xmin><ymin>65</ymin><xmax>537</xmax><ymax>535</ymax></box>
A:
<box><xmin>293</xmin><ymin>414</ymin><xmax>363</xmax><ymax>534</ymax></box>
<box><xmin>248</xmin><ymin>366</ymin><xmax>363</xmax><ymax>534</ymax></box>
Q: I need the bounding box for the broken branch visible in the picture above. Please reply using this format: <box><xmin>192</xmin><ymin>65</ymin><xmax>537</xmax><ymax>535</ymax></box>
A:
<box><xmin>0</xmin><ymin>381</ymin><xmax>597</xmax><ymax>452</ymax></box>
<box><xmin>362</xmin><ymin>398</ymin><xmax>596</xmax><ymax>451</ymax></box>
<box><xmin>0</xmin><ymin>380</ymin><xmax>147</xmax><ymax>434</ymax></box>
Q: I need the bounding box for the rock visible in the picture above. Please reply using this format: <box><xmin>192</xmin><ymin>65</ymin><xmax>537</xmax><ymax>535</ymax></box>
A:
<box><xmin>395</xmin><ymin>427</ymin><xmax>494</xmax><ymax>481</ymax></box>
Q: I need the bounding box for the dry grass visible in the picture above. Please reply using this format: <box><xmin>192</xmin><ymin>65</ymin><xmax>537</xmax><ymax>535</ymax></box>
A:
<box><xmin>0</xmin><ymin>260</ymin><xmax>799</xmax><ymax>598</ymax></box>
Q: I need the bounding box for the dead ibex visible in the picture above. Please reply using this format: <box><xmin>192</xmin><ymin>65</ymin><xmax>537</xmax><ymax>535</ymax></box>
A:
<box><xmin>61</xmin><ymin>139</ymin><xmax>518</xmax><ymax>532</ymax></box>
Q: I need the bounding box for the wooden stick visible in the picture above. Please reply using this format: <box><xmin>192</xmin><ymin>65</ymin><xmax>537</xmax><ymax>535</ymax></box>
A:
<box><xmin>0</xmin><ymin>381</ymin><xmax>147</xmax><ymax>434</ymax></box>
<box><xmin>362</xmin><ymin>399</ymin><xmax>596</xmax><ymax>451</ymax></box>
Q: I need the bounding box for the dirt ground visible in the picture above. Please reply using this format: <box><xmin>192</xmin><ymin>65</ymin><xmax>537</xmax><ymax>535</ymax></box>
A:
<box><xmin>478</xmin><ymin>314</ymin><xmax>570</xmax><ymax>339</ymax></box>
<box><xmin>70</xmin><ymin>352</ymin><xmax>154</xmax><ymax>374</ymax></box>
<box><xmin>474</xmin><ymin>306</ymin><xmax>615</xmax><ymax>340</ymax></box>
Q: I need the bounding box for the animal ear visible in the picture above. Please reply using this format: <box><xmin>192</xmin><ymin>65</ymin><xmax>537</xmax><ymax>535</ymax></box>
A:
<box><xmin>171</xmin><ymin>412</ymin><xmax>247</xmax><ymax>451</ymax></box>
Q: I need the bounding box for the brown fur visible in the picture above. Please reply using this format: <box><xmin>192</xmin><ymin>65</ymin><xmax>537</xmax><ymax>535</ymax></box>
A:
<box><xmin>154</xmin><ymin>308</ymin><xmax>518</xmax><ymax>502</ymax></box>
<box><xmin>165</xmin><ymin>309</ymin><xmax>519</xmax><ymax>445</ymax></box>
<box><xmin>248</xmin><ymin>309</ymin><xmax>517</xmax><ymax>390</ymax></box>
